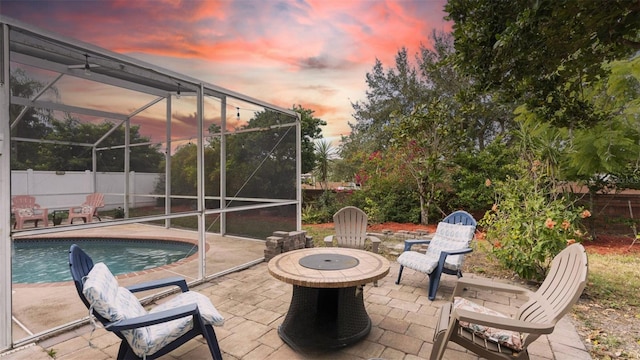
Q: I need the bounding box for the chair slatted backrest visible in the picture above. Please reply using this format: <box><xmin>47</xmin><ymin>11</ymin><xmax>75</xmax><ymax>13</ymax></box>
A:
<box><xmin>517</xmin><ymin>244</ymin><xmax>588</xmax><ymax>343</ymax></box>
<box><xmin>85</xmin><ymin>193</ymin><xmax>104</xmax><ymax>208</ymax></box>
<box><xmin>11</xmin><ymin>195</ymin><xmax>37</xmax><ymax>210</ymax></box>
<box><xmin>333</xmin><ymin>206</ymin><xmax>368</xmax><ymax>249</ymax></box>
<box><xmin>442</xmin><ymin>210</ymin><xmax>477</xmax><ymax>226</ymax></box>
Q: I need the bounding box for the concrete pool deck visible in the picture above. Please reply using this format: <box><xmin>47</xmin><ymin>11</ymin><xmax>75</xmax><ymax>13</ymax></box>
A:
<box><xmin>10</xmin><ymin>223</ymin><xmax>265</xmax><ymax>341</ymax></box>
<box><xmin>3</xmin><ymin>224</ymin><xmax>591</xmax><ymax>359</ymax></box>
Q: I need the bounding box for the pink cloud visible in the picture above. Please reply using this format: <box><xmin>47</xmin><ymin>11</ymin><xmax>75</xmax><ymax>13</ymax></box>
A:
<box><xmin>2</xmin><ymin>0</ymin><xmax>451</xmax><ymax>143</ymax></box>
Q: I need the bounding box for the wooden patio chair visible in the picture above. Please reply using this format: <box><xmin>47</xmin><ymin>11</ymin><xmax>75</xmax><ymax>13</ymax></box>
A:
<box><xmin>69</xmin><ymin>244</ymin><xmax>224</xmax><ymax>360</ymax></box>
<box><xmin>396</xmin><ymin>210</ymin><xmax>477</xmax><ymax>300</ymax></box>
<box><xmin>324</xmin><ymin>206</ymin><xmax>381</xmax><ymax>285</ymax></box>
<box><xmin>324</xmin><ymin>206</ymin><xmax>381</xmax><ymax>253</ymax></box>
<box><xmin>11</xmin><ymin>195</ymin><xmax>48</xmax><ymax>230</ymax></box>
<box><xmin>68</xmin><ymin>193</ymin><xmax>104</xmax><ymax>224</ymax></box>
<box><xmin>430</xmin><ymin>243</ymin><xmax>588</xmax><ymax>360</ymax></box>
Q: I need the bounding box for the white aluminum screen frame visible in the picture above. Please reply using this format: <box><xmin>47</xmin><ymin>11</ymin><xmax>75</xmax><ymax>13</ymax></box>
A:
<box><xmin>0</xmin><ymin>15</ymin><xmax>302</xmax><ymax>350</ymax></box>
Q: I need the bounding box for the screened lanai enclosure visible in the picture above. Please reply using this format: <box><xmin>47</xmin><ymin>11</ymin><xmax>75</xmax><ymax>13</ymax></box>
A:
<box><xmin>0</xmin><ymin>16</ymin><xmax>301</xmax><ymax>350</ymax></box>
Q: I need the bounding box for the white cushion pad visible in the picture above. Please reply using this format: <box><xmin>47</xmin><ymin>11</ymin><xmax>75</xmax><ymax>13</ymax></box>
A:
<box><xmin>397</xmin><ymin>222</ymin><xmax>475</xmax><ymax>274</ymax></box>
<box><xmin>82</xmin><ymin>263</ymin><xmax>223</xmax><ymax>357</ymax></box>
<box><xmin>454</xmin><ymin>297</ymin><xmax>523</xmax><ymax>351</ymax></box>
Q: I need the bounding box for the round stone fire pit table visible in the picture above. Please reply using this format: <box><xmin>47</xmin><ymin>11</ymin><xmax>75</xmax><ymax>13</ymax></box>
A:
<box><xmin>268</xmin><ymin>247</ymin><xmax>390</xmax><ymax>352</ymax></box>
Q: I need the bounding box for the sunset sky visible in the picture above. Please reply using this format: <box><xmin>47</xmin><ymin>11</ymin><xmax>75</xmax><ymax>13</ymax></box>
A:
<box><xmin>1</xmin><ymin>0</ymin><xmax>451</xmax><ymax>145</ymax></box>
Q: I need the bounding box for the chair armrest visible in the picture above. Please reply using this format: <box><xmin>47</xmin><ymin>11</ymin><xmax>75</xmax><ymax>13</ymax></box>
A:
<box><xmin>435</xmin><ymin>247</ymin><xmax>473</xmax><ymax>273</ymax></box>
<box><xmin>441</xmin><ymin>247</ymin><xmax>472</xmax><ymax>256</ymax></box>
<box><xmin>437</xmin><ymin>247</ymin><xmax>472</xmax><ymax>261</ymax></box>
<box><xmin>323</xmin><ymin>235</ymin><xmax>334</xmax><ymax>247</ymax></box>
<box><xmin>126</xmin><ymin>276</ymin><xmax>189</xmax><ymax>293</ymax></box>
<box><xmin>453</xmin><ymin>308</ymin><xmax>555</xmax><ymax>334</ymax></box>
<box><xmin>453</xmin><ymin>277</ymin><xmax>532</xmax><ymax>298</ymax></box>
<box><xmin>106</xmin><ymin>304</ymin><xmax>198</xmax><ymax>331</ymax></box>
<box><xmin>403</xmin><ymin>239</ymin><xmax>431</xmax><ymax>252</ymax></box>
<box><xmin>368</xmin><ymin>235</ymin><xmax>381</xmax><ymax>253</ymax></box>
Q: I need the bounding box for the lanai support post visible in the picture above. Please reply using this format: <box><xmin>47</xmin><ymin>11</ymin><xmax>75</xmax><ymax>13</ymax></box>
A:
<box><xmin>165</xmin><ymin>95</ymin><xmax>172</xmax><ymax>229</ymax></box>
<box><xmin>219</xmin><ymin>96</ymin><xmax>226</xmax><ymax>235</ymax></box>
<box><xmin>0</xmin><ymin>23</ymin><xmax>12</xmax><ymax>351</ymax></box>
<box><xmin>196</xmin><ymin>84</ymin><xmax>205</xmax><ymax>279</ymax></box>
<box><xmin>124</xmin><ymin>118</ymin><xmax>130</xmax><ymax>218</ymax></box>
<box><xmin>296</xmin><ymin>112</ymin><xmax>302</xmax><ymax>231</ymax></box>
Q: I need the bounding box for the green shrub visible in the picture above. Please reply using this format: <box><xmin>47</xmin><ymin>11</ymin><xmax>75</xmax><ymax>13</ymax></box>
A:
<box><xmin>349</xmin><ymin>178</ymin><xmax>421</xmax><ymax>224</ymax></box>
<box><xmin>481</xmin><ymin>160</ymin><xmax>590</xmax><ymax>281</ymax></box>
<box><xmin>302</xmin><ymin>191</ymin><xmax>339</xmax><ymax>224</ymax></box>
<box><xmin>450</xmin><ymin>138</ymin><xmax>518</xmax><ymax>214</ymax></box>
<box><xmin>113</xmin><ymin>207</ymin><xmax>125</xmax><ymax>219</ymax></box>
<box><xmin>302</xmin><ymin>203</ymin><xmax>333</xmax><ymax>224</ymax></box>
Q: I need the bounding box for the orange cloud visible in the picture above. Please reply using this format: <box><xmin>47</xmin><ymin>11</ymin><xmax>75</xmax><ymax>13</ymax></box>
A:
<box><xmin>3</xmin><ymin>0</ymin><xmax>451</xmax><ymax>143</ymax></box>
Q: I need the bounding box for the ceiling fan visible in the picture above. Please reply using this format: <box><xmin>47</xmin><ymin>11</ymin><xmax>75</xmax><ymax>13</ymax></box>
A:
<box><xmin>68</xmin><ymin>54</ymin><xmax>100</xmax><ymax>75</ymax></box>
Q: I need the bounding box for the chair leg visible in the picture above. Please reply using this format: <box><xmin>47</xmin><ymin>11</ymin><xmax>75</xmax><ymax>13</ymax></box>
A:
<box><xmin>430</xmin><ymin>303</ymin><xmax>453</xmax><ymax>360</ymax></box>
<box><xmin>202</xmin><ymin>325</ymin><xmax>223</xmax><ymax>360</ymax></box>
<box><xmin>428</xmin><ymin>271</ymin><xmax>442</xmax><ymax>301</ymax></box>
<box><xmin>116</xmin><ymin>341</ymin><xmax>129</xmax><ymax>360</ymax></box>
<box><xmin>395</xmin><ymin>265</ymin><xmax>405</xmax><ymax>285</ymax></box>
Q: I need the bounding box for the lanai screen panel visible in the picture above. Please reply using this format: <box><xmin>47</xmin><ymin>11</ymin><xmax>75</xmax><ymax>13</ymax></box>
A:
<box><xmin>202</xmin><ymin>95</ymin><xmax>224</xmax><ymax>210</ymax></box>
<box><xmin>222</xmin><ymin>106</ymin><xmax>297</xmax><ymax>238</ymax></box>
<box><xmin>2</xmin><ymin>16</ymin><xmax>300</xmax><ymax>349</ymax></box>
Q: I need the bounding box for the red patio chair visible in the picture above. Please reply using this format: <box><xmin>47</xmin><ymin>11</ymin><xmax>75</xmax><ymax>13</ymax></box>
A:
<box><xmin>68</xmin><ymin>193</ymin><xmax>104</xmax><ymax>224</ymax></box>
<box><xmin>11</xmin><ymin>195</ymin><xmax>49</xmax><ymax>230</ymax></box>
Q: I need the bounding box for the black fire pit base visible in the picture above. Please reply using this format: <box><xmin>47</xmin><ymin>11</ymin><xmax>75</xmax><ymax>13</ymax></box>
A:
<box><xmin>278</xmin><ymin>285</ymin><xmax>371</xmax><ymax>352</ymax></box>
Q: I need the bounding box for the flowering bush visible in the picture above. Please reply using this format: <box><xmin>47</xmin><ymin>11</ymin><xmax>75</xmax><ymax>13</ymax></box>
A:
<box><xmin>481</xmin><ymin>161</ymin><xmax>590</xmax><ymax>281</ymax></box>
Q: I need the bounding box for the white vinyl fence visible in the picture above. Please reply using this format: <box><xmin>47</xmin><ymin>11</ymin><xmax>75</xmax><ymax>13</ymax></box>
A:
<box><xmin>11</xmin><ymin>170</ymin><xmax>162</xmax><ymax>210</ymax></box>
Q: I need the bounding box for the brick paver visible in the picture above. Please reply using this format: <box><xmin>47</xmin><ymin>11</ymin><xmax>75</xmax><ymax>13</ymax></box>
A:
<box><xmin>1</xmin><ymin>262</ymin><xmax>590</xmax><ymax>360</ymax></box>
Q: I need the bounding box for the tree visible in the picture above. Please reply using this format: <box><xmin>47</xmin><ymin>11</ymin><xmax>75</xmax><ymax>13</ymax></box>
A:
<box><xmin>9</xmin><ymin>69</ymin><xmax>55</xmax><ymax>169</ymax></box>
<box><xmin>9</xmin><ymin>69</ymin><xmax>164</xmax><ymax>172</ymax></box>
<box><xmin>341</xmin><ymin>42</ymin><xmax>437</xmax><ymax>212</ymax></box>
<box><xmin>390</xmin><ymin>100</ymin><xmax>465</xmax><ymax>224</ymax></box>
<box><xmin>342</xmin><ymin>32</ymin><xmax>514</xmax><ymax>222</ymax></box>
<box><xmin>38</xmin><ymin>116</ymin><xmax>164</xmax><ymax>172</ymax></box>
<box><xmin>349</xmin><ymin>48</ymin><xmax>429</xmax><ymax>153</ymax></box>
<box><xmin>225</xmin><ymin>110</ymin><xmax>297</xmax><ymax>199</ymax></box>
<box><xmin>445</xmin><ymin>0</ymin><xmax>640</xmax><ymax>128</ymax></box>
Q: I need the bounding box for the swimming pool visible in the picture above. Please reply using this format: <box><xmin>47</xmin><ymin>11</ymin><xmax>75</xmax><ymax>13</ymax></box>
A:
<box><xmin>12</xmin><ymin>238</ymin><xmax>198</xmax><ymax>284</ymax></box>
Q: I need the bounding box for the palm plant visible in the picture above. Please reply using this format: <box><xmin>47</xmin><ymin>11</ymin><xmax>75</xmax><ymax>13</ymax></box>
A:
<box><xmin>314</xmin><ymin>140</ymin><xmax>335</xmax><ymax>191</ymax></box>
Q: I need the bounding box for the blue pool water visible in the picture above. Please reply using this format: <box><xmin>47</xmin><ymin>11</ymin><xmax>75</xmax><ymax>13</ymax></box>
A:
<box><xmin>12</xmin><ymin>238</ymin><xmax>198</xmax><ymax>284</ymax></box>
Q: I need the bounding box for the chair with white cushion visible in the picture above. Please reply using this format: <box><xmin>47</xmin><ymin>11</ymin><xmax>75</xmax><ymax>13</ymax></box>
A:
<box><xmin>69</xmin><ymin>244</ymin><xmax>223</xmax><ymax>360</ymax></box>
<box><xmin>68</xmin><ymin>193</ymin><xmax>105</xmax><ymax>224</ymax></box>
<box><xmin>11</xmin><ymin>195</ymin><xmax>48</xmax><ymax>230</ymax></box>
<box><xmin>396</xmin><ymin>210</ymin><xmax>477</xmax><ymax>300</ymax></box>
<box><xmin>430</xmin><ymin>243</ymin><xmax>588</xmax><ymax>359</ymax></box>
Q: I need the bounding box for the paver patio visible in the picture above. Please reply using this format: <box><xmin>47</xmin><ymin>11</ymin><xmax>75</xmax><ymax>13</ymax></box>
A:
<box><xmin>1</xmin><ymin>258</ymin><xmax>591</xmax><ymax>360</ymax></box>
